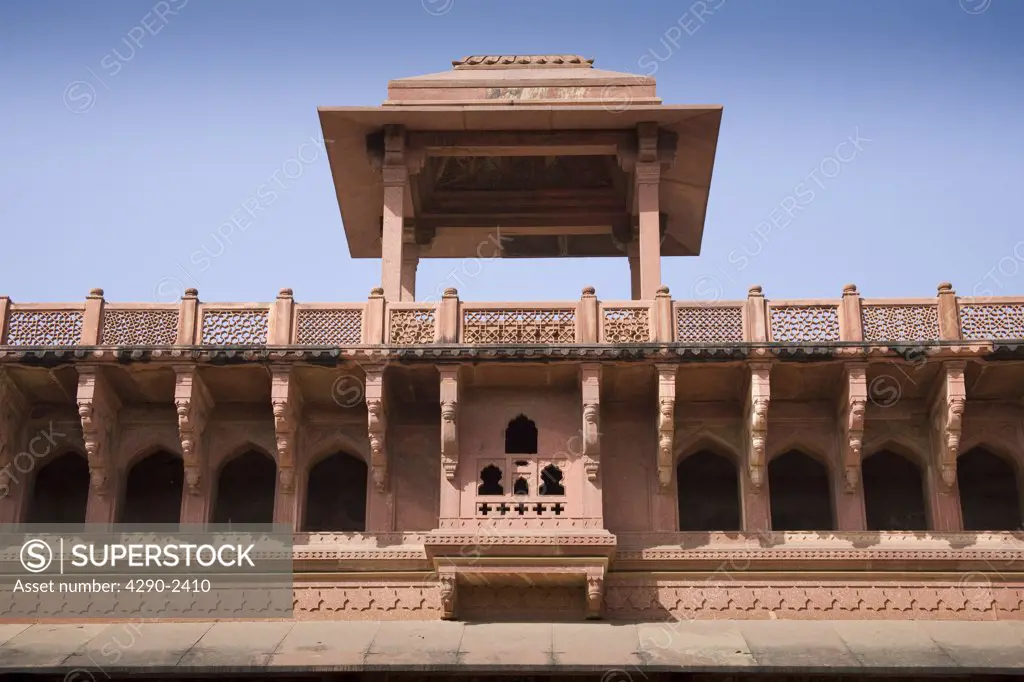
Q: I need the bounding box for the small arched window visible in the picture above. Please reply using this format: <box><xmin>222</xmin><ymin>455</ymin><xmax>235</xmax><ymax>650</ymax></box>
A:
<box><xmin>505</xmin><ymin>414</ymin><xmax>538</xmax><ymax>454</ymax></box>
<box><xmin>478</xmin><ymin>464</ymin><xmax>504</xmax><ymax>495</ymax></box>
<box><xmin>540</xmin><ymin>464</ymin><xmax>565</xmax><ymax>496</ymax></box>
<box><xmin>513</xmin><ymin>477</ymin><xmax>530</xmax><ymax>495</ymax></box>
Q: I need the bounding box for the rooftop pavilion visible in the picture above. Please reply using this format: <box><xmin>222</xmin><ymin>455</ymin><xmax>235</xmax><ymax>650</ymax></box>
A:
<box><xmin>318</xmin><ymin>54</ymin><xmax>723</xmax><ymax>301</ymax></box>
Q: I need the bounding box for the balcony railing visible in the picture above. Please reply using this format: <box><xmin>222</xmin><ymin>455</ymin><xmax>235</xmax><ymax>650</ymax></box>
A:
<box><xmin>1</xmin><ymin>282</ymin><xmax>1019</xmax><ymax>348</ymax></box>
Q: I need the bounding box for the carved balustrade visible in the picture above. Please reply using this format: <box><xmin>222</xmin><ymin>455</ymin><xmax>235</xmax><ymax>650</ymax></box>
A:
<box><xmin>3</xmin><ymin>282</ymin><xmax>1024</xmax><ymax>349</ymax></box>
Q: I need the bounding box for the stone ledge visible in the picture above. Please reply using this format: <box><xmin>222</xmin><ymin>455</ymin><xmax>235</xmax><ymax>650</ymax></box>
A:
<box><xmin>1</xmin><ymin>620</ymin><xmax>1023</xmax><ymax>674</ymax></box>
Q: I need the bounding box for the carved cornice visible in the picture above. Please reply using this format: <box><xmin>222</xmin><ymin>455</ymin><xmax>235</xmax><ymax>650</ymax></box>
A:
<box><xmin>581</xmin><ymin>363</ymin><xmax>601</xmax><ymax>482</ymax></box>
<box><xmin>745</xmin><ymin>363</ymin><xmax>772</xmax><ymax>490</ymax></box>
<box><xmin>439</xmin><ymin>366</ymin><xmax>459</xmax><ymax>480</ymax></box>
<box><xmin>839</xmin><ymin>363</ymin><xmax>867</xmax><ymax>493</ymax></box>
<box><xmin>0</xmin><ymin>368</ymin><xmax>28</xmax><ymax>469</ymax></box>
<box><xmin>75</xmin><ymin>366</ymin><xmax>121</xmax><ymax>498</ymax></box>
<box><xmin>656</xmin><ymin>364</ymin><xmax>676</xmax><ymax>489</ymax></box>
<box><xmin>365</xmin><ymin>365</ymin><xmax>388</xmax><ymax>491</ymax></box>
<box><xmin>173</xmin><ymin>365</ymin><xmax>213</xmax><ymax>496</ymax></box>
<box><xmin>271</xmin><ymin>365</ymin><xmax>303</xmax><ymax>494</ymax></box>
<box><xmin>931</xmin><ymin>361</ymin><xmax>967</xmax><ymax>492</ymax></box>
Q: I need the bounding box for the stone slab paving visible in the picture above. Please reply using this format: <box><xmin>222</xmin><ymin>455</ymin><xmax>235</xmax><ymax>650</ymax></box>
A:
<box><xmin>0</xmin><ymin>620</ymin><xmax>1022</xmax><ymax>675</ymax></box>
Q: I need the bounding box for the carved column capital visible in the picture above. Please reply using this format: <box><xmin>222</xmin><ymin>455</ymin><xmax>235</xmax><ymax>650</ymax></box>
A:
<box><xmin>931</xmin><ymin>362</ymin><xmax>967</xmax><ymax>492</ymax></box>
<box><xmin>581</xmin><ymin>363</ymin><xmax>602</xmax><ymax>482</ymax></box>
<box><xmin>656</xmin><ymin>365</ymin><xmax>676</xmax><ymax>490</ymax></box>
<box><xmin>271</xmin><ymin>365</ymin><xmax>303</xmax><ymax>494</ymax></box>
<box><xmin>174</xmin><ymin>366</ymin><xmax>213</xmax><ymax>496</ymax></box>
<box><xmin>439</xmin><ymin>365</ymin><xmax>460</xmax><ymax>481</ymax></box>
<box><xmin>839</xmin><ymin>364</ymin><xmax>868</xmax><ymax>494</ymax></box>
<box><xmin>76</xmin><ymin>367</ymin><xmax>121</xmax><ymax>499</ymax></box>
<box><xmin>745</xmin><ymin>364</ymin><xmax>772</xmax><ymax>491</ymax></box>
<box><xmin>365</xmin><ymin>367</ymin><xmax>388</xmax><ymax>491</ymax></box>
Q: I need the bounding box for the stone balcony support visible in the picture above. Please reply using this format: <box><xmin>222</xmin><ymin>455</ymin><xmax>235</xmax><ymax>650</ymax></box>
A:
<box><xmin>438</xmin><ymin>365</ymin><xmax>460</xmax><ymax>523</ymax></box>
<box><xmin>580</xmin><ymin>363</ymin><xmax>602</xmax><ymax>525</ymax></box>
<box><xmin>271</xmin><ymin>365</ymin><xmax>303</xmax><ymax>528</ymax></box>
<box><xmin>174</xmin><ymin>365</ymin><xmax>214</xmax><ymax>524</ymax></box>
<box><xmin>835</xmin><ymin>362</ymin><xmax>868</xmax><ymax>531</ymax></box>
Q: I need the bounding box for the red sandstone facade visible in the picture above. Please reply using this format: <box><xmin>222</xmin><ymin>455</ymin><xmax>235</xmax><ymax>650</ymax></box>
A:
<box><xmin>2</xmin><ymin>56</ymin><xmax>1024</xmax><ymax>629</ymax></box>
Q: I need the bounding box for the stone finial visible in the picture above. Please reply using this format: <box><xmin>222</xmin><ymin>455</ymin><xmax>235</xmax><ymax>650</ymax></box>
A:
<box><xmin>582</xmin><ymin>286</ymin><xmax>596</xmax><ymax>296</ymax></box>
<box><xmin>370</xmin><ymin>287</ymin><xmax>385</xmax><ymax>297</ymax></box>
<box><xmin>88</xmin><ymin>288</ymin><xmax>104</xmax><ymax>298</ymax></box>
<box><xmin>278</xmin><ymin>288</ymin><xmax>294</xmax><ymax>299</ymax></box>
<box><xmin>443</xmin><ymin>287</ymin><xmax>458</xmax><ymax>297</ymax></box>
<box><xmin>748</xmin><ymin>285</ymin><xmax>763</xmax><ymax>296</ymax></box>
<box><xmin>183</xmin><ymin>288</ymin><xmax>199</xmax><ymax>298</ymax></box>
<box><xmin>656</xmin><ymin>285</ymin><xmax>670</xmax><ymax>295</ymax></box>
<box><xmin>938</xmin><ymin>282</ymin><xmax>953</xmax><ymax>293</ymax></box>
<box><xmin>842</xmin><ymin>283</ymin><xmax>858</xmax><ymax>295</ymax></box>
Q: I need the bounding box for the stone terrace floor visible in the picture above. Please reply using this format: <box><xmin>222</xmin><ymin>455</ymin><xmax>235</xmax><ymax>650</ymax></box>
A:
<box><xmin>0</xmin><ymin>620</ymin><xmax>1023</xmax><ymax>677</ymax></box>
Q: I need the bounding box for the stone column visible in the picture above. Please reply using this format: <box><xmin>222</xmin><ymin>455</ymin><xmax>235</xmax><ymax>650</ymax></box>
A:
<box><xmin>81</xmin><ymin>288</ymin><xmax>105</xmax><ymax>345</ymax></box>
<box><xmin>381</xmin><ymin>126</ymin><xmax>408</xmax><ymax>302</ymax></box>
<box><xmin>176</xmin><ymin>288</ymin><xmax>200</xmax><ymax>345</ymax></box>
<box><xmin>742</xmin><ymin>363</ymin><xmax>772</xmax><ymax>532</ymax></box>
<box><xmin>839</xmin><ymin>284</ymin><xmax>863</xmax><ymax>342</ymax></box>
<box><xmin>438</xmin><ymin>366</ymin><xmax>460</xmax><ymax>525</ymax></box>
<box><xmin>626</xmin><ymin>244</ymin><xmax>641</xmax><ymax>301</ymax></box>
<box><xmin>635</xmin><ymin>123</ymin><xmax>662</xmax><ymax>300</ymax></box>
<box><xmin>401</xmin><ymin>229</ymin><xmax>419</xmax><ymax>302</ymax></box>
<box><xmin>937</xmin><ymin>282</ymin><xmax>961</xmax><ymax>341</ymax></box>
<box><xmin>928</xmin><ymin>362</ymin><xmax>966</xmax><ymax>531</ymax></box>
<box><xmin>580</xmin><ymin>364</ymin><xmax>602</xmax><ymax>526</ymax></box>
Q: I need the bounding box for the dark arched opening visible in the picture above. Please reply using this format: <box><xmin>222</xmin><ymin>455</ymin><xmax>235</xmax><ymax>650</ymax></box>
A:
<box><xmin>303</xmin><ymin>452</ymin><xmax>367</xmax><ymax>532</ymax></box>
<box><xmin>958</xmin><ymin>447</ymin><xmax>1022</xmax><ymax>531</ymax></box>
<box><xmin>677</xmin><ymin>450</ymin><xmax>741</xmax><ymax>531</ymax></box>
<box><xmin>504</xmin><ymin>414</ymin><xmax>537</xmax><ymax>454</ymax></box>
<box><xmin>769</xmin><ymin>450</ymin><xmax>833</xmax><ymax>531</ymax></box>
<box><xmin>478</xmin><ymin>464</ymin><xmax>504</xmax><ymax>495</ymax></box>
<box><xmin>26</xmin><ymin>452</ymin><xmax>90</xmax><ymax>525</ymax></box>
<box><xmin>211</xmin><ymin>450</ymin><xmax>276</xmax><ymax>524</ymax></box>
<box><xmin>540</xmin><ymin>464</ymin><xmax>565</xmax><ymax>496</ymax></box>
<box><xmin>121</xmin><ymin>450</ymin><xmax>183</xmax><ymax>525</ymax></box>
<box><xmin>863</xmin><ymin>450</ymin><xmax>927</xmax><ymax>531</ymax></box>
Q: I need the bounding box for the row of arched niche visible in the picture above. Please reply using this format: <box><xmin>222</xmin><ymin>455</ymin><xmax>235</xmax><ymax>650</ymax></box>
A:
<box><xmin>19</xmin><ymin>442</ymin><xmax>1024</xmax><ymax>533</ymax></box>
<box><xmin>24</xmin><ymin>449</ymin><xmax>366</xmax><ymax>531</ymax></box>
<box><xmin>678</xmin><ymin>447</ymin><xmax>1024</xmax><ymax>531</ymax></box>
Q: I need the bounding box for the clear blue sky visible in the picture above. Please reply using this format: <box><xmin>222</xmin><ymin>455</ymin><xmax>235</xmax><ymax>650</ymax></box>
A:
<box><xmin>2</xmin><ymin>0</ymin><xmax>1022</xmax><ymax>304</ymax></box>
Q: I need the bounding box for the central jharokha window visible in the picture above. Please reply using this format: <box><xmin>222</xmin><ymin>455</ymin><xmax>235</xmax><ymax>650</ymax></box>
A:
<box><xmin>476</xmin><ymin>414</ymin><xmax>566</xmax><ymax>518</ymax></box>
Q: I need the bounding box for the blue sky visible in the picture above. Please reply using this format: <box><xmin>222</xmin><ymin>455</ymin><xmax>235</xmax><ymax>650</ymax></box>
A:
<box><xmin>2</xmin><ymin>0</ymin><xmax>1022</xmax><ymax>304</ymax></box>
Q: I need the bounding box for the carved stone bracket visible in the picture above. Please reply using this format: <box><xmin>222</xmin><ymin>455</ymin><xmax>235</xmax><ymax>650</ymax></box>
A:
<box><xmin>656</xmin><ymin>364</ymin><xmax>676</xmax><ymax>490</ymax></box>
<box><xmin>581</xmin><ymin>363</ymin><xmax>601</xmax><ymax>481</ymax></box>
<box><xmin>0</xmin><ymin>368</ymin><xmax>28</xmax><ymax>474</ymax></box>
<box><xmin>365</xmin><ymin>366</ymin><xmax>388</xmax><ymax>491</ymax></box>
<box><xmin>271</xmin><ymin>365</ymin><xmax>304</xmax><ymax>495</ymax></box>
<box><xmin>931</xmin><ymin>361</ymin><xmax>967</xmax><ymax>492</ymax></box>
<box><xmin>438</xmin><ymin>569</ymin><xmax>457</xmax><ymax>620</ymax></box>
<box><xmin>586</xmin><ymin>568</ymin><xmax>605</xmax><ymax>620</ymax></box>
<box><xmin>76</xmin><ymin>367</ymin><xmax>121</xmax><ymax>499</ymax></box>
<box><xmin>839</xmin><ymin>363</ymin><xmax>867</xmax><ymax>493</ymax></box>
<box><xmin>173</xmin><ymin>366</ymin><xmax>214</xmax><ymax>496</ymax></box>
<box><xmin>439</xmin><ymin>366</ymin><xmax>459</xmax><ymax>481</ymax></box>
<box><xmin>745</xmin><ymin>363</ymin><xmax>772</xmax><ymax>491</ymax></box>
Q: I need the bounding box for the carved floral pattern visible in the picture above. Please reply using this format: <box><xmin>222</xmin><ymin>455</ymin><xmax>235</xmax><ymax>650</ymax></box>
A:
<box><xmin>200</xmin><ymin>309</ymin><xmax>269</xmax><ymax>345</ymax></box>
<box><xmin>960</xmin><ymin>303</ymin><xmax>1024</xmax><ymax>340</ymax></box>
<box><xmin>861</xmin><ymin>304</ymin><xmax>940</xmax><ymax>342</ymax></box>
<box><xmin>463</xmin><ymin>308</ymin><xmax>575</xmax><ymax>344</ymax></box>
<box><xmin>675</xmin><ymin>306</ymin><xmax>744</xmax><ymax>343</ymax></box>
<box><xmin>603</xmin><ymin>307</ymin><xmax>650</xmax><ymax>343</ymax></box>
<box><xmin>389</xmin><ymin>308</ymin><xmax>436</xmax><ymax>345</ymax></box>
<box><xmin>101</xmin><ymin>309</ymin><xmax>179</xmax><ymax>346</ymax></box>
<box><xmin>769</xmin><ymin>305</ymin><xmax>840</xmax><ymax>342</ymax></box>
<box><xmin>295</xmin><ymin>308</ymin><xmax>363</xmax><ymax>345</ymax></box>
<box><xmin>5</xmin><ymin>310</ymin><xmax>83</xmax><ymax>346</ymax></box>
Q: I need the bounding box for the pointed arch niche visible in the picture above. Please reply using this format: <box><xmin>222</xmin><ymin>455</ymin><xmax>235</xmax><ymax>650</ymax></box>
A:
<box><xmin>211</xmin><ymin>448</ymin><xmax>277</xmax><ymax>524</ymax></box>
<box><xmin>26</xmin><ymin>451</ymin><xmax>90</xmax><ymax>526</ymax></box>
<box><xmin>303</xmin><ymin>451</ymin><xmax>368</xmax><ymax>532</ymax></box>
<box><xmin>768</xmin><ymin>449</ymin><xmax>833</xmax><ymax>531</ymax></box>
<box><xmin>676</xmin><ymin>448</ymin><xmax>740</xmax><ymax>532</ymax></box>
<box><xmin>958</xmin><ymin>446</ymin><xmax>1022</xmax><ymax>531</ymax></box>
